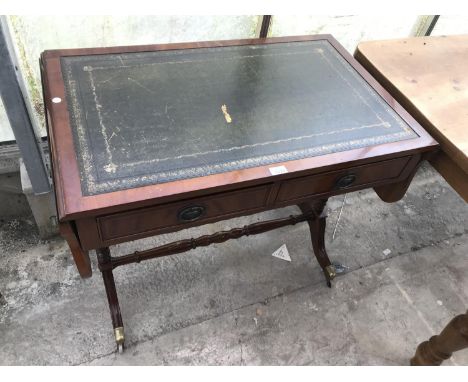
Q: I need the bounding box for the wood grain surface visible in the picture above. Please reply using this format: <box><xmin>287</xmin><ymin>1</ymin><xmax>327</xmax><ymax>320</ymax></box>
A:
<box><xmin>355</xmin><ymin>35</ymin><xmax>468</xmax><ymax>201</ymax></box>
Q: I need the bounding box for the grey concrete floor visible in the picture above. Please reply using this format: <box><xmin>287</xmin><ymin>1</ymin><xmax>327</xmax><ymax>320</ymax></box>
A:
<box><xmin>0</xmin><ymin>163</ymin><xmax>467</xmax><ymax>365</ymax></box>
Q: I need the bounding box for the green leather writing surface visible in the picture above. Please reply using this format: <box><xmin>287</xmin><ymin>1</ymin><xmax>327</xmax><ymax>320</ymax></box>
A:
<box><xmin>61</xmin><ymin>40</ymin><xmax>417</xmax><ymax>195</ymax></box>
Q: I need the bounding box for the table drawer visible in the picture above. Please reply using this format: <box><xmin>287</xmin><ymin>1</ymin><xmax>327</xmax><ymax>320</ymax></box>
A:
<box><xmin>97</xmin><ymin>185</ymin><xmax>271</xmax><ymax>242</ymax></box>
<box><xmin>276</xmin><ymin>156</ymin><xmax>411</xmax><ymax>203</ymax></box>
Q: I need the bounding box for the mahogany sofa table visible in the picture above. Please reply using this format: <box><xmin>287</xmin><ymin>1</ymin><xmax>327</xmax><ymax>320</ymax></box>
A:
<box><xmin>355</xmin><ymin>35</ymin><xmax>468</xmax><ymax>365</ymax></box>
<box><xmin>40</xmin><ymin>35</ymin><xmax>438</xmax><ymax>352</ymax></box>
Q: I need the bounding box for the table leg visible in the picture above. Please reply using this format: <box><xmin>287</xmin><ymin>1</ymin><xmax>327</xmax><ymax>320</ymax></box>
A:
<box><xmin>96</xmin><ymin>247</ymin><xmax>125</xmax><ymax>353</ymax></box>
<box><xmin>411</xmin><ymin>310</ymin><xmax>468</xmax><ymax>365</ymax></box>
<box><xmin>298</xmin><ymin>199</ymin><xmax>336</xmax><ymax>287</ymax></box>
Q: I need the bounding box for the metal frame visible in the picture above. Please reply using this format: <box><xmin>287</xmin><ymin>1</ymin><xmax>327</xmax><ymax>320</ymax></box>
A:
<box><xmin>259</xmin><ymin>15</ymin><xmax>272</xmax><ymax>38</ymax></box>
<box><xmin>411</xmin><ymin>15</ymin><xmax>440</xmax><ymax>37</ymax></box>
<box><xmin>0</xmin><ymin>16</ymin><xmax>50</xmax><ymax>194</ymax></box>
<box><xmin>424</xmin><ymin>16</ymin><xmax>440</xmax><ymax>36</ymax></box>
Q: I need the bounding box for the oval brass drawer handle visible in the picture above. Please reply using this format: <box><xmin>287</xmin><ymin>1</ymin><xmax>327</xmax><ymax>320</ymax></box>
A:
<box><xmin>178</xmin><ymin>205</ymin><xmax>206</xmax><ymax>222</ymax></box>
<box><xmin>336</xmin><ymin>174</ymin><xmax>357</xmax><ymax>189</ymax></box>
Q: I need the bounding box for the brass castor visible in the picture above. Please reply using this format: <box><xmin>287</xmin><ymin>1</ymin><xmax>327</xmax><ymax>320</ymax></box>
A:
<box><xmin>324</xmin><ymin>264</ymin><xmax>336</xmax><ymax>288</ymax></box>
<box><xmin>115</xmin><ymin>327</ymin><xmax>125</xmax><ymax>354</ymax></box>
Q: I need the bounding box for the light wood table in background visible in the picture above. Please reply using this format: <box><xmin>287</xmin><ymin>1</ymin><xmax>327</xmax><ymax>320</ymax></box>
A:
<box><xmin>355</xmin><ymin>35</ymin><xmax>468</xmax><ymax>366</ymax></box>
<box><xmin>355</xmin><ymin>34</ymin><xmax>468</xmax><ymax>202</ymax></box>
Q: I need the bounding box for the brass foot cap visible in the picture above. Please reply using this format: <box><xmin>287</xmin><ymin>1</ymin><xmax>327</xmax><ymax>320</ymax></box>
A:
<box><xmin>325</xmin><ymin>265</ymin><xmax>336</xmax><ymax>280</ymax></box>
<box><xmin>114</xmin><ymin>326</ymin><xmax>125</xmax><ymax>345</ymax></box>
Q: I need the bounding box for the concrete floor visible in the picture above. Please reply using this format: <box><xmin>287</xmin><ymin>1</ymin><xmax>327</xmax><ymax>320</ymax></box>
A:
<box><xmin>0</xmin><ymin>163</ymin><xmax>466</xmax><ymax>365</ymax></box>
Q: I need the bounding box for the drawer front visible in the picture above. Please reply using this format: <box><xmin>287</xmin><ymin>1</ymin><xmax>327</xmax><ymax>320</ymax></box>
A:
<box><xmin>98</xmin><ymin>185</ymin><xmax>271</xmax><ymax>241</ymax></box>
<box><xmin>276</xmin><ymin>156</ymin><xmax>411</xmax><ymax>203</ymax></box>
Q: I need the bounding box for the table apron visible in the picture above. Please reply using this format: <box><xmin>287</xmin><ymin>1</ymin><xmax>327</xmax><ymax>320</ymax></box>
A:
<box><xmin>74</xmin><ymin>154</ymin><xmax>420</xmax><ymax>251</ymax></box>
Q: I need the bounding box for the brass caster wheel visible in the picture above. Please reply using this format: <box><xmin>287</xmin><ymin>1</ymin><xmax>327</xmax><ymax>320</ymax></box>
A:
<box><xmin>325</xmin><ymin>264</ymin><xmax>337</xmax><ymax>280</ymax></box>
<box><xmin>114</xmin><ymin>326</ymin><xmax>125</xmax><ymax>354</ymax></box>
<box><xmin>324</xmin><ymin>264</ymin><xmax>336</xmax><ymax>288</ymax></box>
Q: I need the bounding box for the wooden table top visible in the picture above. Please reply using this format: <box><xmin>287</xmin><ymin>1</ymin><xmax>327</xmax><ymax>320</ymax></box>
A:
<box><xmin>355</xmin><ymin>35</ymin><xmax>468</xmax><ymax>177</ymax></box>
<box><xmin>41</xmin><ymin>35</ymin><xmax>436</xmax><ymax>220</ymax></box>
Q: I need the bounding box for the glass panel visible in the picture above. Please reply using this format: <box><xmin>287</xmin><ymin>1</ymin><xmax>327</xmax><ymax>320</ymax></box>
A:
<box><xmin>431</xmin><ymin>15</ymin><xmax>468</xmax><ymax>35</ymax></box>
<box><xmin>0</xmin><ymin>97</ymin><xmax>15</xmax><ymax>142</ymax></box>
<box><xmin>270</xmin><ymin>15</ymin><xmax>418</xmax><ymax>53</ymax></box>
<box><xmin>6</xmin><ymin>15</ymin><xmax>261</xmax><ymax>138</ymax></box>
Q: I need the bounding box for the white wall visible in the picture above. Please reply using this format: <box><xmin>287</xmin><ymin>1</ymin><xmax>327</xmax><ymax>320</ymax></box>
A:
<box><xmin>431</xmin><ymin>15</ymin><xmax>468</xmax><ymax>35</ymax></box>
<box><xmin>269</xmin><ymin>15</ymin><xmax>420</xmax><ymax>52</ymax></box>
<box><xmin>0</xmin><ymin>97</ymin><xmax>14</xmax><ymax>142</ymax></box>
